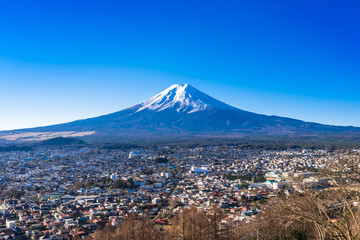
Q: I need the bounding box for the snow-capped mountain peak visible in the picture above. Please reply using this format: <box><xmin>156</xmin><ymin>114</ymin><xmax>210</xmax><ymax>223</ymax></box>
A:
<box><xmin>3</xmin><ymin>83</ymin><xmax>360</xmax><ymax>143</ymax></box>
<box><xmin>136</xmin><ymin>84</ymin><xmax>233</xmax><ymax>113</ymax></box>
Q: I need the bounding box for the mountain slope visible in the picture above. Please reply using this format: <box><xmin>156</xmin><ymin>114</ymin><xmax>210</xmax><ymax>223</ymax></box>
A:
<box><xmin>1</xmin><ymin>84</ymin><xmax>360</xmax><ymax>142</ymax></box>
<box><xmin>37</xmin><ymin>137</ymin><xmax>87</xmax><ymax>146</ymax></box>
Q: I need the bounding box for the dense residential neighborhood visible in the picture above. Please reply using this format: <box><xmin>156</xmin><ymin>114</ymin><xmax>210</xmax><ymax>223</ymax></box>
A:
<box><xmin>0</xmin><ymin>144</ymin><xmax>350</xmax><ymax>239</ymax></box>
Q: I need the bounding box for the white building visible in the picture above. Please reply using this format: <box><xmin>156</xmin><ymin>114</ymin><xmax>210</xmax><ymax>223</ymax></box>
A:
<box><xmin>6</xmin><ymin>220</ymin><xmax>16</xmax><ymax>229</ymax></box>
<box><xmin>129</xmin><ymin>151</ymin><xmax>144</xmax><ymax>159</ymax></box>
<box><xmin>161</xmin><ymin>172</ymin><xmax>172</xmax><ymax>178</ymax></box>
<box><xmin>110</xmin><ymin>173</ymin><xmax>118</xmax><ymax>180</ymax></box>
<box><xmin>190</xmin><ymin>165</ymin><xmax>210</xmax><ymax>173</ymax></box>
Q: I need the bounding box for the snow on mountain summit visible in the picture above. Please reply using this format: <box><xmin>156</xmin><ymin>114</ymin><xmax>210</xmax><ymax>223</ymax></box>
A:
<box><xmin>5</xmin><ymin>83</ymin><xmax>360</xmax><ymax>141</ymax></box>
<box><xmin>136</xmin><ymin>84</ymin><xmax>234</xmax><ymax>113</ymax></box>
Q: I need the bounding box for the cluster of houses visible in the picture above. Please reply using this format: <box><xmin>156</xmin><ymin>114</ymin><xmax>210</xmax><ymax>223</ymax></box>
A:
<box><xmin>0</xmin><ymin>145</ymin><xmax>349</xmax><ymax>239</ymax></box>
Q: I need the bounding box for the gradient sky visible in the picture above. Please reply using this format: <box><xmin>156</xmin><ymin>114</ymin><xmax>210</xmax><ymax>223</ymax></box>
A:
<box><xmin>1</xmin><ymin>0</ymin><xmax>360</xmax><ymax>130</ymax></box>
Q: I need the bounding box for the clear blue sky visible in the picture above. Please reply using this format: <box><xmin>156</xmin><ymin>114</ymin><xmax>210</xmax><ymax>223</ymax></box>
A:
<box><xmin>1</xmin><ymin>0</ymin><xmax>360</xmax><ymax>130</ymax></box>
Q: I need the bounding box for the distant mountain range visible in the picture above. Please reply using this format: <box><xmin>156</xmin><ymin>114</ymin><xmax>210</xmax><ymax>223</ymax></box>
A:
<box><xmin>1</xmin><ymin>84</ymin><xmax>360</xmax><ymax>143</ymax></box>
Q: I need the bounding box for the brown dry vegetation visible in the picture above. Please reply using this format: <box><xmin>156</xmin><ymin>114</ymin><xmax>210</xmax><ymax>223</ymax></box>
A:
<box><xmin>88</xmin><ymin>154</ymin><xmax>360</xmax><ymax>240</ymax></box>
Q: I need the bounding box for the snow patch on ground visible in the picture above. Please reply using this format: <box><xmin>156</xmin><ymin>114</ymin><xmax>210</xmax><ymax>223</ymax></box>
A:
<box><xmin>0</xmin><ymin>131</ymin><xmax>95</xmax><ymax>141</ymax></box>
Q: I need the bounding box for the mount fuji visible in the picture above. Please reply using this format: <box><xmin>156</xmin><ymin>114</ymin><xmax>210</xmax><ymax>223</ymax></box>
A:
<box><xmin>1</xmin><ymin>84</ymin><xmax>360</xmax><ymax>142</ymax></box>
